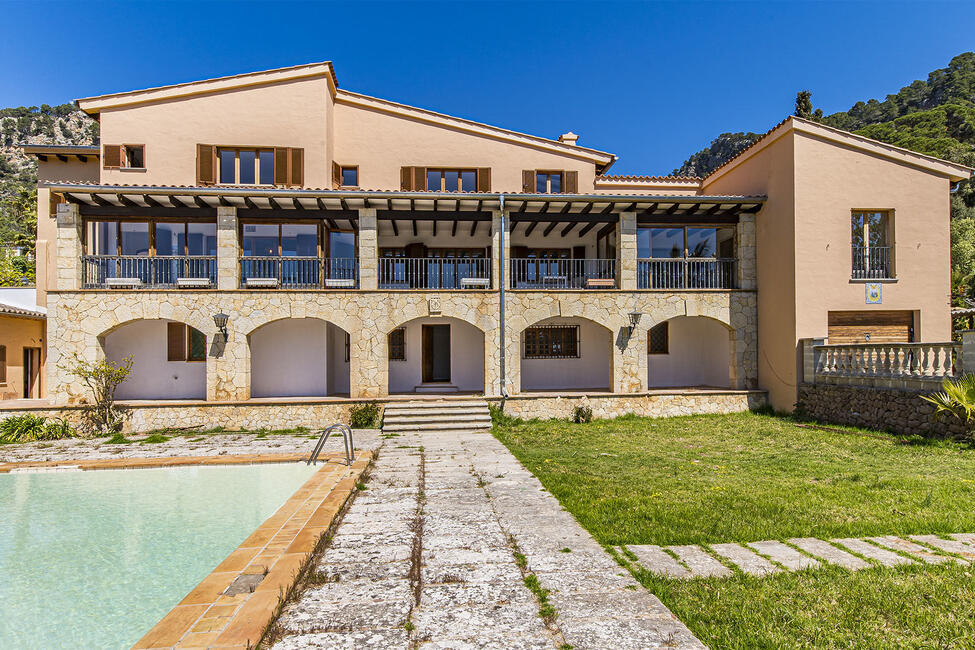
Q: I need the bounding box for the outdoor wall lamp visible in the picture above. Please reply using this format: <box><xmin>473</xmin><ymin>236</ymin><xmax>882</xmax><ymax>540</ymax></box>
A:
<box><xmin>625</xmin><ymin>310</ymin><xmax>642</xmax><ymax>337</ymax></box>
<box><xmin>213</xmin><ymin>312</ymin><xmax>230</xmax><ymax>341</ymax></box>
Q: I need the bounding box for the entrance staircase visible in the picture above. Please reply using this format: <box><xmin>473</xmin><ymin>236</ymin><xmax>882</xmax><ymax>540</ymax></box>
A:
<box><xmin>382</xmin><ymin>399</ymin><xmax>492</xmax><ymax>433</ymax></box>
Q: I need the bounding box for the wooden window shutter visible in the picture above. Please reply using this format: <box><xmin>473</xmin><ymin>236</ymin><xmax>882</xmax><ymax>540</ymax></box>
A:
<box><xmin>333</xmin><ymin>162</ymin><xmax>342</xmax><ymax>188</ymax></box>
<box><xmin>196</xmin><ymin>144</ymin><xmax>216</xmax><ymax>185</ymax></box>
<box><xmin>103</xmin><ymin>145</ymin><xmax>122</xmax><ymax>169</ymax></box>
<box><xmin>563</xmin><ymin>171</ymin><xmax>578</xmax><ymax>194</ymax></box>
<box><xmin>413</xmin><ymin>167</ymin><xmax>426</xmax><ymax>191</ymax></box>
<box><xmin>522</xmin><ymin>170</ymin><xmax>536</xmax><ymax>193</ymax></box>
<box><xmin>289</xmin><ymin>148</ymin><xmax>304</xmax><ymax>186</ymax></box>
<box><xmin>476</xmin><ymin>168</ymin><xmax>491</xmax><ymax>192</ymax></box>
<box><xmin>274</xmin><ymin>148</ymin><xmax>289</xmax><ymax>185</ymax></box>
<box><xmin>167</xmin><ymin>322</ymin><xmax>186</xmax><ymax>362</ymax></box>
<box><xmin>0</xmin><ymin>345</ymin><xmax>5</xmax><ymax>384</ymax></box>
<box><xmin>400</xmin><ymin>166</ymin><xmax>413</xmax><ymax>190</ymax></box>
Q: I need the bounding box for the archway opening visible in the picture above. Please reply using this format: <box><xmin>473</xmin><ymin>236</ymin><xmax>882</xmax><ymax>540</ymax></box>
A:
<box><xmin>249</xmin><ymin>318</ymin><xmax>350</xmax><ymax>398</ymax></box>
<box><xmin>519</xmin><ymin>316</ymin><xmax>612</xmax><ymax>392</ymax></box>
<box><xmin>103</xmin><ymin>319</ymin><xmax>206</xmax><ymax>400</ymax></box>
<box><xmin>387</xmin><ymin>316</ymin><xmax>485</xmax><ymax>394</ymax></box>
<box><xmin>647</xmin><ymin>315</ymin><xmax>732</xmax><ymax>388</ymax></box>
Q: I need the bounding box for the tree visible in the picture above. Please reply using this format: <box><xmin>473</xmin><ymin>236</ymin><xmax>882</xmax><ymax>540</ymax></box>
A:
<box><xmin>795</xmin><ymin>90</ymin><xmax>814</xmax><ymax>119</ymax></box>
<box><xmin>62</xmin><ymin>354</ymin><xmax>133</xmax><ymax>435</ymax></box>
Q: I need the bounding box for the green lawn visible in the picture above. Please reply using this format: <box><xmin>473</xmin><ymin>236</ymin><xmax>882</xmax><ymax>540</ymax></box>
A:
<box><xmin>493</xmin><ymin>411</ymin><xmax>975</xmax><ymax>648</ymax></box>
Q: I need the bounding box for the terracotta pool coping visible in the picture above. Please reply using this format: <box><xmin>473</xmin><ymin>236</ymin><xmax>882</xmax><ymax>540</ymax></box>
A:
<box><xmin>132</xmin><ymin>450</ymin><xmax>372</xmax><ymax>649</ymax></box>
<box><xmin>0</xmin><ymin>453</ymin><xmax>308</xmax><ymax>473</ymax></box>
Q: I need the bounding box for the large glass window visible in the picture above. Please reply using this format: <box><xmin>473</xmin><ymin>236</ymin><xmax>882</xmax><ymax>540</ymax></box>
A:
<box><xmin>218</xmin><ymin>148</ymin><xmax>274</xmax><ymax>185</ymax></box>
<box><xmin>120</xmin><ymin>222</ymin><xmax>150</xmax><ymax>255</ymax></box>
<box><xmin>156</xmin><ymin>222</ymin><xmax>217</xmax><ymax>256</ymax></box>
<box><xmin>852</xmin><ymin>211</ymin><xmax>892</xmax><ymax>279</ymax></box>
<box><xmin>524</xmin><ymin>326</ymin><xmax>579</xmax><ymax>359</ymax></box>
<box><xmin>426</xmin><ymin>169</ymin><xmax>478</xmax><ymax>192</ymax></box>
<box><xmin>88</xmin><ymin>221</ymin><xmax>118</xmax><ymax>255</ymax></box>
<box><xmin>282</xmin><ymin>224</ymin><xmax>318</xmax><ymax>257</ymax></box>
<box><xmin>329</xmin><ymin>231</ymin><xmax>355</xmax><ymax>258</ymax></box>
<box><xmin>536</xmin><ymin>172</ymin><xmax>563</xmax><ymax>194</ymax></box>
<box><xmin>187</xmin><ymin>223</ymin><xmax>217</xmax><ymax>256</ymax></box>
<box><xmin>638</xmin><ymin>226</ymin><xmax>733</xmax><ymax>258</ymax></box>
<box><xmin>242</xmin><ymin>224</ymin><xmax>281</xmax><ymax>256</ymax></box>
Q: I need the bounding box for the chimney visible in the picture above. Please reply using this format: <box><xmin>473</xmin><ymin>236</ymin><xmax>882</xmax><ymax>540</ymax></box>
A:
<box><xmin>558</xmin><ymin>131</ymin><xmax>579</xmax><ymax>146</ymax></box>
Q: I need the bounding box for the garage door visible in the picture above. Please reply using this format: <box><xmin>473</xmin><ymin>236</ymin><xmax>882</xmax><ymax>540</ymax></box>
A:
<box><xmin>827</xmin><ymin>310</ymin><xmax>914</xmax><ymax>344</ymax></box>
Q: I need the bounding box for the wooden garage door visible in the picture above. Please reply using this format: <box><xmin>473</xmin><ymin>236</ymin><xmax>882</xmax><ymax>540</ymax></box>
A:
<box><xmin>827</xmin><ymin>310</ymin><xmax>914</xmax><ymax>344</ymax></box>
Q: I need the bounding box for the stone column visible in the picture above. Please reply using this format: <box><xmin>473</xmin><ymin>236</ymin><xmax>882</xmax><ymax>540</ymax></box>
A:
<box><xmin>358</xmin><ymin>208</ymin><xmax>378</xmax><ymax>290</ymax></box>
<box><xmin>613</xmin><ymin>318</ymin><xmax>646</xmax><ymax>393</ymax></box>
<box><xmin>800</xmin><ymin>337</ymin><xmax>826</xmax><ymax>385</ymax></box>
<box><xmin>617</xmin><ymin>211</ymin><xmax>638</xmax><ymax>290</ymax></box>
<box><xmin>961</xmin><ymin>331</ymin><xmax>975</xmax><ymax>376</ymax></box>
<box><xmin>206</xmin><ymin>323</ymin><xmax>249</xmax><ymax>401</ymax></box>
<box><xmin>56</xmin><ymin>203</ymin><xmax>83</xmax><ymax>291</ymax></box>
<box><xmin>350</xmin><ymin>327</ymin><xmax>386</xmax><ymax>398</ymax></box>
<box><xmin>736</xmin><ymin>213</ymin><xmax>757</xmax><ymax>290</ymax></box>
<box><xmin>216</xmin><ymin>206</ymin><xmax>239</xmax><ymax>290</ymax></box>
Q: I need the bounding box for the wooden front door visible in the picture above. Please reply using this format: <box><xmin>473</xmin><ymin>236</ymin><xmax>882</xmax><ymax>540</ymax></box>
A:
<box><xmin>422</xmin><ymin>324</ymin><xmax>451</xmax><ymax>383</ymax></box>
<box><xmin>23</xmin><ymin>347</ymin><xmax>40</xmax><ymax>398</ymax></box>
<box><xmin>827</xmin><ymin>310</ymin><xmax>914</xmax><ymax>344</ymax></box>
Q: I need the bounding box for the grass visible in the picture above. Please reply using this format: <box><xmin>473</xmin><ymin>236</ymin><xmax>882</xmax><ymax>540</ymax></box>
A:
<box><xmin>493</xmin><ymin>411</ymin><xmax>975</xmax><ymax>546</ymax></box>
<box><xmin>493</xmin><ymin>411</ymin><xmax>975</xmax><ymax>648</ymax></box>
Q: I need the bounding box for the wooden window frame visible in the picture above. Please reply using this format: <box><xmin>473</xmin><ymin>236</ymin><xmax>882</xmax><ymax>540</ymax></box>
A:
<box><xmin>82</xmin><ymin>217</ymin><xmax>217</xmax><ymax>258</ymax></box>
<box><xmin>639</xmin><ymin>224</ymin><xmax>736</xmax><ymax>259</ymax></box>
<box><xmin>388</xmin><ymin>328</ymin><xmax>406</xmax><ymax>361</ymax></box>
<box><xmin>425</xmin><ymin>168</ymin><xmax>479</xmax><ymax>192</ymax></box>
<box><xmin>167</xmin><ymin>322</ymin><xmax>206</xmax><ymax>362</ymax></box>
<box><xmin>648</xmin><ymin>322</ymin><xmax>669</xmax><ymax>355</ymax></box>
<box><xmin>535</xmin><ymin>171</ymin><xmax>564</xmax><ymax>194</ymax></box>
<box><xmin>523</xmin><ymin>325</ymin><xmax>580</xmax><ymax>359</ymax></box>
<box><xmin>122</xmin><ymin>144</ymin><xmax>146</xmax><ymax>170</ymax></box>
<box><xmin>217</xmin><ymin>146</ymin><xmax>276</xmax><ymax>186</ymax></box>
<box><xmin>339</xmin><ymin>165</ymin><xmax>359</xmax><ymax>188</ymax></box>
<box><xmin>851</xmin><ymin>209</ymin><xmax>895</xmax><ymax>278</ymax></box>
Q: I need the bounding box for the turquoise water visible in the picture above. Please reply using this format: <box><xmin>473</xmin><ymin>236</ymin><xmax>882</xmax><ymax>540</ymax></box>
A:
<box><xmin>0</xmin><ymin>462</ymin><xmax>318</xmax><ymax>649</ymax></box>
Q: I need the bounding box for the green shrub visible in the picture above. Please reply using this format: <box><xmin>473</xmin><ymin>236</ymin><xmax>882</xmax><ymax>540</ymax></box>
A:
<box><xmin>0</xmin><ymin>414</ymin><xmax>76</xmax><ymax>443</ymax></box>
<box><xmin>489</xmin><ymin>403</ymin><xmax>521</xmax><ymax>427</ymax></box>
<box><xmin>350</xmin><ymin>402</ymin><xmax>382</xmax><ymax>428</ymax></box>
<box><xmin>42</xmin><ymin>417</ymin><xmax>76</xmax><ymax>440</ymax></box>
<box><xmin>573</xmin><ymin>404</ymin><xmax>593</xmax><ymax>424</ymax></box>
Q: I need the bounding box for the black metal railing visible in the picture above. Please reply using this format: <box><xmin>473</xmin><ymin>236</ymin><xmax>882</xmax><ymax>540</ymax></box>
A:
<box><xmin>637</xmin><ymin>258</ymin><xmax>737</xmax><ymax>289</ymax></box>
<box><xmin>82</xmin><ymin>255</ymin><xmax>217</xmax><ymax>288</ymax></box>
<box><xmin>510</xmin><ymin>258</ymin><xmax>616</xmax><ymax>289</ymax></box>
<box><xmin>379</xmin><ymin>257</ymin><xmax>491</xmax><ymax>289</ymax></box>
<box><xmin>852</xmin><ymin>246</ymin><xmax>892</xmax><ymax>279</ymax></box>
<box><xmin>239</xmin><ymin>257</ymin><xmax>359</xmax><ymax>289</ymax></box>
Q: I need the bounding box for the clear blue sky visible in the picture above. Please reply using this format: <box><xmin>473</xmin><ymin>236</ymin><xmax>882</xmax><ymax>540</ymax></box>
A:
<box><xmin>2</xmin><ymin>0</ymin><xmax>973</xmax><ymax>175</ymax></box>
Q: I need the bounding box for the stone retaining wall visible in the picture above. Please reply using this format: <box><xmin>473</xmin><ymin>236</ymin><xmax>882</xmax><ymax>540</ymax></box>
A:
<box><xmin>494</xmin><ymin>391</ymin><xmax>766</xmax><ymax>420</ymax></box>
<box><xmin>797</xmin><ymin>383</ymin><xmax>969</xmax><ymax>439</ymax></box>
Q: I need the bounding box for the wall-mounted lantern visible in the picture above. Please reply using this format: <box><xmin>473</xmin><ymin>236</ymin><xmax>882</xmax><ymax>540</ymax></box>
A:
<box><xmin>213</xmin><ymin>312</ymin><xmax>229</xmax><ymax>341</ymax></box>
<box><xmin>625</xmin><ymin>310</ymin><xmax>642</xmax><ymax>337</ymax></box>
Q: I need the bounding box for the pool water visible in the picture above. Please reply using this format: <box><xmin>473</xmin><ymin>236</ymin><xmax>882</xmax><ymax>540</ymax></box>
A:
<box><xmin>0</xmin><ymin>462</ymin><xmax>318</xmax><ymax>649</ymax></box>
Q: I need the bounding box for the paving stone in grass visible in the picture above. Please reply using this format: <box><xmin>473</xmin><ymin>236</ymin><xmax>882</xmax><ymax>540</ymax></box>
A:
<box><xmin>832</xmin><ymin>538</ymin><xmax>914</xmax><ymax>567</ymax></box>
<box><xmin>626</xmin><ymin>544</ymin><xmax>691</xmax><ymax>578</ymax></box>
<box><xmin>949</xmin><ymin>533</ymin><xmax>975</xmax><ymax>546</ymax></box>
<box><xmin>747</xmin><ymin>540</ymin><xmax>820</xmax><ymax>571</ymax></box>
<box><xmin>910</xmin><ymin>535</ymin><xmax>975</xmax><ymax>561</ymax></box>
<box><xmin>664</xmin><ymin>545</ymin><xmax>733</xmax><ymax>578</ymax></box>
<box><xmin>788</xmin><ymin>538</ymin><xmax>870</xmax><ymax>570</ymax></box>
<box><xmin>867</xmin><ymin>536</ymin><xmax>956</xmax><ymax>564</ymax></box>
<box><xmin>711</xmin><ymin>542</ymin><xmax>781</xmax><ymax>576</ymax></box>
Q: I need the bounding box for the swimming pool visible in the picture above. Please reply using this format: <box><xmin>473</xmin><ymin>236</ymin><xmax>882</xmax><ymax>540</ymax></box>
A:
<box><xmin>0</xmin><ymin>462</ymin><xmax>319</xmax><ymax>649</ymax></box>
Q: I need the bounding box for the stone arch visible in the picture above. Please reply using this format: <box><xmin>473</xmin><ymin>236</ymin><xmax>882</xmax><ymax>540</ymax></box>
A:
<box><xmin>386</xmin><ymin>315</ymin><xmax>486</xmax><ymax>394</ymax></box>
<box><xmin>517</xmin><ymin>314</ymin><xmax>614</xmax><ymax>392</ymax></box>
<box><xmin>247</xmin><ymin>317</ymin><xmax>351</xmax><ymax>398</ymax></box>
<box><xmin>646</xmin><ymin>315</ymin><xmax>736</xmax><ymax>389</ymax></box>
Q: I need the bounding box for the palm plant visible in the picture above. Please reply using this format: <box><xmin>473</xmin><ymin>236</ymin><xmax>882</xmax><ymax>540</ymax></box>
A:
<box><xmin>922</xmin><ymin>375</ymin><xmax>975</xmax><ymax>429</ymax></box>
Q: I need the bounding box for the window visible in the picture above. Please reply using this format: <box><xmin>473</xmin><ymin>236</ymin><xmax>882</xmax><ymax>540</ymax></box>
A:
<box><xmin>85</xmin><ymin>220</ymin><xmax>216</xmax><ymax>257</ymax></box>
<box><xmin>852</xmin><ymin>211</ymin><xmax>893</xmax><ymax>279</ymax></box>
<box><xmin>524</xmin><ymin>326</ymin><xmax>579</xmax><ymax>359</ymax></box>
<box><xmin>648</xmin><ymin>322</ymin><xmax>669</xmax><ymax>354</ymax></box>
<box><xmin>426</xmin><ymin>169</ymin><xmax>478</xmax><ymax>192</ymax></box>
<box><xmin>167</xmin><ymin>323</ymin><xmax>206</xmax><ymax>362</ymax></box>
<box><xmin>124</xmin><ymin>145</ymin><xmax>144</xmax><ymax>169</ymax></box>
<box><xmin>241</xmin><ymin>223</ymin><xmax>319</xmax><ymax>257</ymax></box>
<box><xmin>341</xmin><ymin>166</ymin><xmax>358</xmax><ymax>187</ymax></box>
<box><xmin>536</xmin><ymin>172</ymin><xmax>563</xmax><ymax>194</ymax></box>
<box><xmin>344</xmin><ymin>332</ymin><xmax>351</xmax><ymax>363</ymax></box>
<box><xmin>0</xmin><ymin>345</ymin><xmax>6</xmax><ymax>385</ymax></box>
<box><xmin>102</xmin><ymin>144</ymin><xmax>145</xmax><ymax>170</ymax></box>
<box><xmin>389</xmin><ymin>328</ymin><xmax>406</xmax><ymax>361</ymax></box>
<box><xmin>637</xmin><ymin>226</ymin><xmax>735</xmax><ymax>259</ymax></box>
<box><xmin>217</xmin><ymin>148</ymin><xmax>275</xmax><ymax>185</ymax></box>
<box><xmin>155</xmin><ymin>222</ymin><xmax>218</xmax><ymax>256</ymax></box>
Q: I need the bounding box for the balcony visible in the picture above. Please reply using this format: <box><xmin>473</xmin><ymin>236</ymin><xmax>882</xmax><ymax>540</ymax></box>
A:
<box><xmin>510</xmin><ymin>258</ymin><xmax>617</xmax><ymax>290</ymax></box>
<box><xmin>852</xmin><ymin>246</ymin><xmax>892</xmax><ymax>280</ymax></box>
<box><xmin>82</xmin><ymin>255</ymin><xmax>217</xmax><ymax>289</ymax></box>
<box><xmin>379</xmin><ymin>257</ymin><xmax>491</xmax><ymax>290</ymax></box>
<box><xmin>239</xmin><ymin>257</ymin><xmax>359</xmax><ymax>289</ymax></box>
<box><xmin>637</xmin><ymin>258</ymin><xmax>737</xmax><ymax>290</ymax></box>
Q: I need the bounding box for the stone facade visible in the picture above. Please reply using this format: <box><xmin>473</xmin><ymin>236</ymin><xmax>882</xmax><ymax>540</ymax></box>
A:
<box><xmin>494</xmin><ymin>390</ymin><xmax>766</xmax><ymax>420</ymax></box>
<box><xmin>797</xmin><ymin>383</ymin><xmax>968</xmax><ymax>440</ymax></box>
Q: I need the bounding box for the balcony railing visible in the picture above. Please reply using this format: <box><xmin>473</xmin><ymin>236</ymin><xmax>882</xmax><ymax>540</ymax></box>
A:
<box><xmin>814</xmin><ymin>342</ymin><xmax>958</xmax><ymax>383</ymax></box>
<box><xmin>510</xmin><ymin>258</ymin><xmax>616</xmax><ymax>289</ymax></box>
<box><xmin>852</xmin><ymin>246</ymin><xmax>892</xmax><ymax>279</ymax></box>
<box><xmin>240</xmin><ymin>257</ymin><xmax>359</xmax><ymax>289</ymax></box>
<box><xmin>637</xmin><ymin>258</ymin><xmax>737</xmax><ymax>290</ymax></box>
<box><xmin>82</xmin><ymin>255</ymin><xmax>217</xmax><ymax>288</ymax></box>
<box><xmin>379</xmin><ymin>257</ymin><xmax>491</xmax><ymax>290</ymax></box>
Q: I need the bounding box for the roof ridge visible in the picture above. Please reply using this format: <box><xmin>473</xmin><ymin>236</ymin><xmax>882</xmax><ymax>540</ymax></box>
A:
<box><xmin>597</xmin><ymin>174</ymin><xmax>702</xmax><ymax>182</ymax></box>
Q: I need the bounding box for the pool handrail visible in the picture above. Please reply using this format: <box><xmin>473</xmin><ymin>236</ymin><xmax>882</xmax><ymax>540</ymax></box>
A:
<box><xmin>307</xmin><ymin>423</ymin><xmax>354</xmax><ymax>466</ymax></box>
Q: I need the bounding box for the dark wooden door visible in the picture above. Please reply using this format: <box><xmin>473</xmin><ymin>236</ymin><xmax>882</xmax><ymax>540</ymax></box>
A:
<box><xmin>422</xmin><ymin>324</ymin><xmax>451</xmax><ymax>383</ymax></box>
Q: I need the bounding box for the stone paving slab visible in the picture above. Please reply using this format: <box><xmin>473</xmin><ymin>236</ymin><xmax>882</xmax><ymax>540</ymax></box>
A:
<box><xmin>832</xmin><ymin>538</ymin><xmax>915</xmax><ymax>567</ymax></box>
<box><xmin>949</xmin><ymin>533</ymin><xmax>975</xmax><ymax>546</ymax></box>
<box><xmin>910</xmin><ymin>535</ymin><xmax>975</xmax><ymax>560</ymax></box>
<box><xmin>788</xmin><ymin>538</ymin><xmax>871</xmax><ymax>570</ymax></box>
<box><xmin>626</xmin><ymin>545</ymin><xmax>691</xmax><ymax>578</ymax></box>
<box><xmin>666</xmin><ymin>545</ymin><xmax>733</xmax><ymax>578</ymax></box>
<box><xmin>711</xmin><ymin>542</ymin><xmax>781</xmax><ymax>576</ymax></box>
<box><xmin>868</xmin><ymin>535</ymin><xmax>959</xmax><ymax>564</ymax></box>
<box><xmin>747</xmin><ymin>540</ymin><xmax>820</xmax><ymax>571</ymax></box>
<box><xmin>272</xmin><ymin>629</ymin><xmax>411</xmax><ymax>649</ymax></box>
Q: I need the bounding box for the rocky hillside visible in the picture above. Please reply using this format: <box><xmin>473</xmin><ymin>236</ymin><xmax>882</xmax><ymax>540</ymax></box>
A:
<box><xmin>0</xmin><ymin>104</ymin><xmax>99</xmax><ymax>184</ymax></box>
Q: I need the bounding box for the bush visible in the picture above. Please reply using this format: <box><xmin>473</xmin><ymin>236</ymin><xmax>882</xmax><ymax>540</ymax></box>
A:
<box><xmin>573</xmin><ymin>404</ymin><xmax>593</xmax><ymax>424</ymax></box>
<box><xmin>0</xmin><ymin>414</ymin><xmax>76</xmax><ymax>443</ymax></box>
<box><xmin>62</xmin><ymin>353</ymin><xmax>132</xmax><ymax>435</ymax></box>
<box><xmin>489</xmin><ymin>402</ymin><xmax>521</xmax><ymax>428</ymax></box>
<box><xmin>350</xmin><ymin>402</ymin><xmax>382</xmax><ymax>428</ymax></box>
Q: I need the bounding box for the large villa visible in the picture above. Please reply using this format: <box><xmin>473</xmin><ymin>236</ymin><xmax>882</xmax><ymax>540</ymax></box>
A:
<box><xmin>16</xmin><ymin>60</ymin><xmax>971</xmax><ymax>422</ymax></box>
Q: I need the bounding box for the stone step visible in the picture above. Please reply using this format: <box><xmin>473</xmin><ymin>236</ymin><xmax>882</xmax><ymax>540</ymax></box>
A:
<box><xmin>664</xmin><ymin>545</ymin><xmax>732</xmax><ymax>578</ymax></box>
<box><xmin>383</xmin><ymin>413</ymin><xmax>492</xmax><ymax>424</ymax></box>
<box><xmin>625</xmin><ymin>545</ymin><xmax>691</xmax><ymax>579</ymax></box>
<box><xmin>383</xmin><ymin>421</ymin><xmax>491</xmax><ymax>432</ymax></box>
<box><xmin>788</xmin><ymin>538</ymin><xmax>870</xmax><ymax>570</ymax></box>
<box><xmin>711</xmin><ymin>543</ymin><xmax>781</xmax><ymax>577</ymax></box>
<box><xmin>384</xmin><ymin>400</ymin><xmax>489</xmax><ymax>412</ymax></box>
<box><xmin>867</xmin><ymin>536</ymin><xmax>956</xmax><ymax>565</ymax></box>
<box><xmin>832</xmin><ymin>538</ymin><xmax>914</xmax><ymax>567</ymax></box>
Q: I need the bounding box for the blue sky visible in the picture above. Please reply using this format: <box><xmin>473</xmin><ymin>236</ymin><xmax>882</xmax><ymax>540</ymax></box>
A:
<box><xmin>2</xmin><ymin>0</ymin><xmax>973</xmax><ymax>175</ymax></box>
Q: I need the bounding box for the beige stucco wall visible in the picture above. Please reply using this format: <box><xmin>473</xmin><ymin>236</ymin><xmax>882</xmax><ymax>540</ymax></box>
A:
<box><xmin>332</xmin><ymin>101</ymin><xmax>598</xmax><ymax>192</ymax></box>
<box><xmin>0</xmin><ymin>314</ymin><xmax>46</xmax><ymax>400</ymax></box>
<box><xmin>97</xmin><ymin>77</ymin><xmax>333</xmax><ymax>188</ymax></box>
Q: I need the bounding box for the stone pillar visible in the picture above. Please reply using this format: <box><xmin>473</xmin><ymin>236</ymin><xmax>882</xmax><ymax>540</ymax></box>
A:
<box><xmin>358</xmin><ymin>209</ymin><xmax>378</xmax><ymax>290</ymax></box>
<box><xmin>961</xmin><ymin>331</ymin><xmax>975</xmax><ymax>376</ymax></box>
<box><xmin>56</xmin><ymin>202</ymin><xmax>83</xmax><ymax>291</ymax></box>
<box><xmin>216</xmin><ymin>206</ymin><xmax>239</xmax><ymax>290</ymax></box>
<box><xmin>613</xmin><ymin>318</ymin><xmax>646</xmax><ymax>393</ymax></box>
<box><xmin>617</xmin><ymin>212</ymin><xmax>637</xmax><ymax>290</ymax></box>
<box><xmin>206</xmin><ymin>324</ymin><xmax>249</xmax><ymax>401</ymax></box>
<box><xmin>736</xmin><ymin>214</ymin><xmax>757</xmax><ymax>290</ymax></box>
<box><xmin>350</xmin><ymin>328</ymin><xmax>386</xmax><ymax>398</ymax></box>
<box><xmin>800</xmin><ymin>337</ymin><xmax>826</xmax><ymax>384</ymax></box>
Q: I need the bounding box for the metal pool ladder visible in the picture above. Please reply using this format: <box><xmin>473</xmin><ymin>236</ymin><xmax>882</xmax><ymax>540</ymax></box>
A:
<box><xmin>308</xmin><ymin>423</ymin><xmax>354</xmax><ymax>466</ymax></box>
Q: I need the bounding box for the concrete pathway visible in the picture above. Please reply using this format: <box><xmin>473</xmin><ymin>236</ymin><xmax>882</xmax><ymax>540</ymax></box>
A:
<box><xmin>272</xmin><ymin>429</ymin><xmax>704</xmax><ymax>649</ymax></box>
<box><xmin>627</xmin><ymin>533</ymin><xmax>975</xmax><ymax>580</ymax></box>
